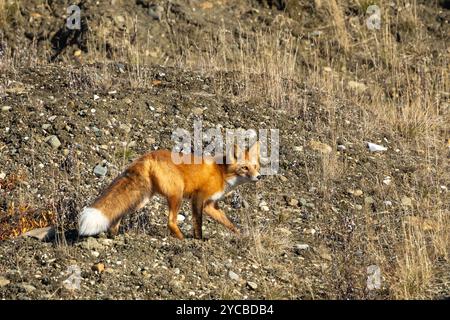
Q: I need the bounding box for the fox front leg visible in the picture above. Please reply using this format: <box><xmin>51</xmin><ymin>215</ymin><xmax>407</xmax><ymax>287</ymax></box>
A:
<box><xmin>203</xmin><ymin>201</ymin><xmax>240</xmax><ymax>235</ymax></box>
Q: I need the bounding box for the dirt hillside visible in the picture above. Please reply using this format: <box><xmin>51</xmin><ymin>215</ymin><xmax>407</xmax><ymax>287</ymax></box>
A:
<box><xmin>0</xmin><ymin>0</ymin><xmax>449</xmax><ymax>299</ymax></box>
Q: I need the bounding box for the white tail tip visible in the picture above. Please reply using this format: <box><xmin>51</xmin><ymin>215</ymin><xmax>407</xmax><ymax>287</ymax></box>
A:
<box><xmin>78</xmin><ymin>207</ymin><xmax>110</xmax><ymax>236</ymax></box>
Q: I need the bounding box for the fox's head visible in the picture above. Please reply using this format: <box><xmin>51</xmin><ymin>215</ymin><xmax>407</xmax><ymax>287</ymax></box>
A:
<box><xmin>227</xmin><ymin>142</ymin><xmax>261</xmax><ymax>182</ymax></box>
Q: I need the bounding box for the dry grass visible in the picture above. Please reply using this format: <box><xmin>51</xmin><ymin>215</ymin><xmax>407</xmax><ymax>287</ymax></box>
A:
<box><xmin>0</xmin><ymin>0</ymin><xmax>448</xmax><ymax>300</ymax></box>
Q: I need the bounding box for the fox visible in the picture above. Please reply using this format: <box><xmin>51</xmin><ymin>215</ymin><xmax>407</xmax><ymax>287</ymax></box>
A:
<box><xmin>78</xmin><ymin>142</ymin><xmax>261</xmax><ymax>240</ymax></box>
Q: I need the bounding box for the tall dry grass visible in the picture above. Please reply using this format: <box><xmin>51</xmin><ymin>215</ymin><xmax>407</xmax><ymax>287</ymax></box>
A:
<box><xmin>0</xmin><ymin>0</ymin><xmax>448</xmax><ymax>299</ymax></box>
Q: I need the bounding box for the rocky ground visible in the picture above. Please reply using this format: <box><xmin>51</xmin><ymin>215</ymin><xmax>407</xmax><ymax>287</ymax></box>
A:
<box><xmin>0</xmin><ymin>0</ymin><xmax>449</xmax><ymax>299</ymax></box>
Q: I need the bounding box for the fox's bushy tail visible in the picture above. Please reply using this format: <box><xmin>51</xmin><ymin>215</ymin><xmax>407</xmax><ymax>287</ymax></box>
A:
<box><xmin>78</xmin><ymin>159</ymin><xmax>152</xmax><ymax>236</ymax></box>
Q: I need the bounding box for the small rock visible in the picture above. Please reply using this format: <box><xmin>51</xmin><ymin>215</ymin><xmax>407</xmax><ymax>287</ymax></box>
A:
<box><xmin>78</xmin><ymin>237</ymin><xmax>104</xmax><ymax>251</ymax></box>
<box><xmin>299</xmin><ymin>198</ymin><xmax>308</xmax><ymax>206</ymax></box>
<box><xmin>347</xmin><ymin>81</ymin><xmax>367</xmax><ymax>93</ymax></box>
<box><xmin>45</xmin><ymin>135</ymin><xmax>61</xmax><ymax>149</ymax></box>
<box><xmin>293</xmin><ymin>146</ymin><xmax>304</xmax><ymax>152</ymax></box>
<box><xmin>22</xmin><ymin>226</ymin><xmax>55</xmax><ymax>241</ymax></box>
<box><xmin>92</xmin><ymin>263</ymin><xmax>105</xmax><ymax>273</ymax></box>
<box><xmin>114</xmin><ymin>15</ymin><xmax>125</xmax><ymax>25</ymax></box>
<box><xmin>364</xmin><ymin>197</ymin><xmax>375</xmax><ymax>205</ymax></box>
<box><xmin>148</xmin><ymin>5</ymin><xmax>164</xmax><ymax>20</ymax></box>
<box><xmin>0</xmin><ymin>172</ymin><xmax>6</xmax><ymax>180</ymax></box>
<box><xmin>294</xmin><ymin>244</ymin><xmax>310</xmax><ymax>254</ymax></box>
<box><xmin>93</xmin><ymin>94</ymin><xmax>100</xmax><ymax>101</ymax></box>
<box><xmin>1</xmin><ymin>106</ymin><xmax>12</xmax><ymax>112</ymax></box>
<box><xmin>192</xmin><ymin>107</ymin><xmax>204</xmax><ymax>116</ymax></box>
<box><xmin>124</xmin><ymin>98</ymin><xmax>132</xmax><ymax>105</ymax></box>
<box><xmin>177</xmin><ymin>214</ymin><xmax>185</xmax><ymax>223</ymax></box>
<box><xmin>228</xmin><ymin>271</ymin><xmax>240</xmax><ymax>281</ymax></box>
<box><xmin>316</xmin><ymin>245</ymin><xmax>332</xmax><ymax>261</ymax></box>
<box><xmin>337</xmin><ymin>144</ymin><xmax>347</xmax><ymax>152</ymax></box>
<box><xmin>401</xmin><ymin>196</ymin><xmax>413</xmax><ymax>207</ymax></box>
<box><xmin>308</xmin><ymin>140</ymin><xmax>332</xmax><ymax>154</ymax></box>
<box><xmin>355</xmin><ymin>204</ymin><xmax>363</xmax><ymax>210</ymax></box>
<box><xmin>367</xmin><ymin>265</ymin><xmax>381</xmax><ymax>290</ymax></box>
<box><xmin>246</xmin><ymin>281</ymin><xmax>258</xmax><ymax>290</ymax></box>
<box><xmin>0</xmin><ymin>276</ymin><xmax>10</xmax><ymax>287</ymax></box>
<box><xmin>383</xmin><ymin>200</ymin><xmax>392</xmax><ymax>206</ymax></box>
<box><xmin>383</xmin><ymin>176</ymin><xmax>392</xmax><ymax>185</ymax></box>
<box><xmin>98</xmin><ymin>238</ymin><xmax>114</xmax><ymax>246</ymax></box>
<box><xmin>288</xmin><ymin>199</ymin><xmax>299</xmax><ymax>207</ymax></box>
<box><xmin>20</xmin><ymin>283</ymin><xmax>36</xmax><ymax>293</ymax></box>
<box><xmin>94</xmin><ymin>164</ymin><xmax>108</xmax><ymax>177</ymax></box>
<box><xmin>348</xmin><ymin>189</ymin><xmax>363</xmax><ymax>196</ymax></box>
<box><xmin>367</xmin><ymin>142</ymin><xmax>387</xmax><ymax>152</ymax></box>
<box><xmin>119</xmin><ymin>123</ymin><xmax>131</xmax><ymax>133</ymax></box>
<box><xmin>48</xmin><ymin>115</ymin><xmax>57</xmax><ymax>122</ymax></box>
<box><xmin>91</xmin><ymin>251</ymin><xmax>100</xmax><ymax>258</ymax></box>
<box><xmin>42</xmin><ymin>123</ymin><xmax>51</xmax><ymax>130</ymax></box>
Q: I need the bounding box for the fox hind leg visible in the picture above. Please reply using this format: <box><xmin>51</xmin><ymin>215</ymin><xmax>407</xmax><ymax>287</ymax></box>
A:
<box><xmin>107</xmin><ymin>217</ymin><xmax>122</xmax><ymax>237</ymax></box>
<box><xmin>191</xmin><ymin>196</ymin><xmax>205</xmax><ymax>240</ymax></box>
<box><xmin>167</xmin><ymin>195</ymin><xmax>184</xmax><ymax>240</ymax></box>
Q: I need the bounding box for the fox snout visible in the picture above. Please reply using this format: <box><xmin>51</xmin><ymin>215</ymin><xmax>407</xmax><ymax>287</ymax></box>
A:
<box><xmin>250</xmin><ymin>173</ymin><xmax>262</xmax><ymax>182</ymax></box>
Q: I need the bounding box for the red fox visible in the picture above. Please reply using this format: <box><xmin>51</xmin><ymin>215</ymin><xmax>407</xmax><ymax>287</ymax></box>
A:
<box><xmin>78</xmin><ymin>142</ymin><xmax>261</xmax><ymax>240</ymax></box>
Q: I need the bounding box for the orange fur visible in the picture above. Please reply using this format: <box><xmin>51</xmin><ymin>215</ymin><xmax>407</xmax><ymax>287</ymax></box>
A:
<box><xmin>80</xmin><ymin>142</ymin><xmax>261</xmax><ymax>240</ymax></box>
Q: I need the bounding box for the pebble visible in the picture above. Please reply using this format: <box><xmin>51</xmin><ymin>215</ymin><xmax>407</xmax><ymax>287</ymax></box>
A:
<box><xmin>119</xmin><ymin>123</ymin><xmax>131</xmax><ymax>133</ymax></box>
<box><xmin>228</xmin><ymin>271</ymin><xmax>240</xmax><ymax>281</ymax></box>
<box><xmin>401</xmin><ymin>196</ymin><xmax>413</xmax><ymax>207</ymax></box>
<box><xmin>348</xmin><ymin>189</ymin><xmax>363</xmax><ymax>196</ymax></box>
<box><xmin>383</xmin><ymin>176</ymin><xmax>392</xmax><ymax>185</ymax></box>
<box><xmin>94</xmin><ymin>164</ymin><xmax>108</xmax><ymax>177</ymax></box>
<box><xmin>0</xmin><ymin>276</ymin><xmax>10</xmax><ymax>287</ymax></box>
<box><xmin>45</xmin><ymin>135</ymin><xmax>61</xmax><ymax>149</ymax></box>
<box><xmin>308</xmin><ymin>140</ymin><xmax>332</xmax><ymax>154</ymax></box>
<box><xmin>1</xmin><ymin>106</ymin><xmax>12</xmax><ymax>112</ymax></box>
<box><xmin>247</xmin><ymin>281</ymin><xmax>258</xmax><ymax>290</ymax></box>
<box><xmin>177</xmin><ymin>214</ymin><xmax>185</xmax><ymax>223</ymax></box>
<box><xmin>92</xmin><ymin>263</ymin><xmax>105</xmax><ymax>273</ymax></box>
<box><xmin>20</xmin><ymin>283</ymin><xmax>36</xmax><ymax>293</ymax></box>
<box><xmin>192</xmin><ymin>107</ymin><xmax>204</xmax><ymax>115</ymax></box>
<box><xmin>347</xmin><ymin>81</ymin><xmax>367</xmax><ymax>93</ymax></box>
<box><xmin>148</xmin><ymin>5</ymin><xmax>164</xmax><ymax>20</ymax></box>
<box><xmin>294</xmin><ymin>244</ymin><xmax>310</xmax><ymax>253</ymax></box>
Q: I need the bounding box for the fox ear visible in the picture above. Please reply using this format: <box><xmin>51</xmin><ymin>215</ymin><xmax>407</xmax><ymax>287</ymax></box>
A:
<box><xmin>249</xmin><ymin>141</ymin><xmax>260</xmax><ymax>163</ymax></box>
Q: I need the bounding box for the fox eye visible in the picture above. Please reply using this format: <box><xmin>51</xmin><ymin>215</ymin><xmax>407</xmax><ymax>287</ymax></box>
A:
<box><xmin>241</xmin><ymin>165</ymin><xmax>249</xmax><ymax>171</ymax></box>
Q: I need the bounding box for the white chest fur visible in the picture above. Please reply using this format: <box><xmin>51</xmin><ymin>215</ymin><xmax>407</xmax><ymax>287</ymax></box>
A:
<box><xmin>209</xmin><ymin>176</ymin><xmax>247</xmax><ymax>201</ymax></box>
